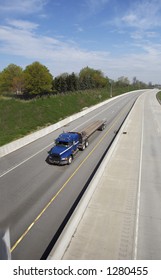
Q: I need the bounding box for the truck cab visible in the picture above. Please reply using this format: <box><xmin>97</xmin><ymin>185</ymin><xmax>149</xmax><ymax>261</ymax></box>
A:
<box><xmin>48</xmin><ymin>132</ymin><xmax>79</xmax><ymax>165</ymax></box>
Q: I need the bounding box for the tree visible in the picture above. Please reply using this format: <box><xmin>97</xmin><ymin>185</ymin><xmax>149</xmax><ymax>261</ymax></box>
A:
<box><xmin>132</xmin><ymin>76</ymin><xmax>137</xmax><ymax>85</ymax></box>
<box><xmin>24</xmin><ymin>61</ymin><xmax>53</xmax><ymax>95</ymax></box>
<box><xmin>117</xmin><ymin>76</ymin><xmax>130</xmax><ymax>86</ymax></box>
<box><xmin>0</xmin><ymin>64</ymin><xmax>24</xmax><ymax>95</ymax></box>
<box><xmin>79</xmin><ymin>67</ymin><xmax>107</xmax><ymax>89</ymax></box>
<box><xmin>93</xmin><ymin>70</ymin><xmax>108</xmax><ymax>88</ymax></box>
<box><xmin>53</xmin><ymin>72</ymin><xmax>79</xmax><ymax>93</ymax></box>
<box><xmin>66</xmin><ymin>72</ymin><xmax>79</xmax><ymax>91</ymax></box>
<box><xmin>54</xmin><ymin>73</ymin><xmax>68</xmax><ymax>93</ymax></box>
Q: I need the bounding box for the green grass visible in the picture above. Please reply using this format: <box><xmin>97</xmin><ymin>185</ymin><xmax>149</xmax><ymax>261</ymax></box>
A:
<box><xmin>0</xmin><ymin>85</ymin><xmax>139</xmax><ymax>146</ymax></box>
<box><xmin>156</xmin><ymin>91</ymin><xmax>161</xmax><ymax>102</ymax></box>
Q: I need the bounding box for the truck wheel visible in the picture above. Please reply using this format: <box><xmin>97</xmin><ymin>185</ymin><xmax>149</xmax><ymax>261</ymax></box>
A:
<box><xmin>82</xmin><ymin>144</ymin><xmax>86</xmax><ymax>150</ymax></box>
<box><xmin>85</xmin><ymin>140</ymin><xmax>89</xmax><ymax>147</ymax></box>
<box><xmin>68</xmin><ymin>156</ymin><xmax>72</xmax><ymax>164</ymax></box>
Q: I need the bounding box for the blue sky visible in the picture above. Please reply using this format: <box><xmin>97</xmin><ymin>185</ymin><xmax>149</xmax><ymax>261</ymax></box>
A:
<box><xmin>0</xmin><ymin>0</ymin><xmax>161</xmax><ymax>83</ymax></box>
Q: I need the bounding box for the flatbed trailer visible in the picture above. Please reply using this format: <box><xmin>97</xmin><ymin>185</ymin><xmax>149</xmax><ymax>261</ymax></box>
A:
<box><xmin>76</xmin><ymin>120</ymin><xmax>106</xmax><ymax>150</ymax></box>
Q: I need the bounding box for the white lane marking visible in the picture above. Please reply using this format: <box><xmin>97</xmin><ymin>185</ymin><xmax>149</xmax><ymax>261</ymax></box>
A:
<box><xmin>0</xmin><ymin>143</ymin><xmax>52</xmax><ymax>178</ymax></box>
<box><xmin>134</xmin><ymin>95</ymin><xmax>145</xmax><ymax>260</ymax></box>
<box><xmin>71</xmin><ymin>97</ymin><xmax>127</xmax><ymax>131</ymax></box>
<box><xmin>0</xmin><ymin>95</ymin><xmax>134</xmax><ymax>178</ymax></box>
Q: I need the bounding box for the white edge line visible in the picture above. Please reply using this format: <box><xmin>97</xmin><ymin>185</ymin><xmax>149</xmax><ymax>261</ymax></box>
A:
<box><xmin>134</xmin><ymin>94</ymin><xmax>145</xmax><ymax>260</ymax></box>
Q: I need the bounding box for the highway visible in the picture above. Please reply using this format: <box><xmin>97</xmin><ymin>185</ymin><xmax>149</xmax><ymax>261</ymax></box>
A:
<box><xmin>0</xmin><ymin>90</ymin><xmax>143</xmax><ymax>259</ymax></box>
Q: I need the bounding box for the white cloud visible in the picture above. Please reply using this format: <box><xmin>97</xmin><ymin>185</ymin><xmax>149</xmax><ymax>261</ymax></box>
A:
<box><xmin>0</xmin><ymin>0</ymin><xmax>47</xmax><ymax>14</ymax></box>
<box><xmin>74</xmin><ymin>24</ymin><xmax>84</xmax><ymax>33</ymax></box>
<box><xmin>121</xmin><ymin>0</ymin><xmax>161</xmax><ymax>30</ymax></box>
<box><xmin>102</xmin><ymin>50</ymin><xmax>161</xmax><ymax>84</ymax></box>
<box><xmin>77</xmin><ymin>27</ymin><xmax>84</xmax><ymax>32</ymax></box>
<box><xmin>0</xmin><ymin>19</ymin><xmax>161</xmax><ymax>83</ymax></box>
<box><xmin>84</xmin><ymin>0</ymin><xmax>109</xmax><ymax>14</ymax></box>
<box><xmin>6</xmin><ymin>19</ymin><xmax>39</xmax><ymax>31</ymax></box>
<box><xmin>0</xmin><ymin>22</ymin><xmax>110</xmax><ymax>72</ymax></box>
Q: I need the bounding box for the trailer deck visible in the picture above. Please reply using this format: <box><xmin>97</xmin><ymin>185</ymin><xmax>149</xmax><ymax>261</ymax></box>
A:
<box><xmin>78</xmin><ymin>120</ymin><xmax>106</xmax><ymax>138</ymax></box>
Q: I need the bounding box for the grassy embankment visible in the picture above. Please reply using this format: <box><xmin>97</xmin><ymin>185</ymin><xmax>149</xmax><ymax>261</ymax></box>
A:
<box><xmin>156</xmin><ymin>91</ymin><xmax>161</xmax><ymax>103</ymax></box>
<box><xmin>0</xmin><ymin>85</ymin><xmax>138</xmax><ymax>146</ymax></box>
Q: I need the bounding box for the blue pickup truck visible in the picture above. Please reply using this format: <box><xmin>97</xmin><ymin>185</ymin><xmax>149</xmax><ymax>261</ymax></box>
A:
<box><xmin>47</xmin><ymin>120</ymin><xmax>106</xmax><ymax>165</ymax></box>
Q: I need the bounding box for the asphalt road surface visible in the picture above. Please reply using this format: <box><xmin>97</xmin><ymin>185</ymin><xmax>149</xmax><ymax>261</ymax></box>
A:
<box><xmin>0</xmin><ymin>90</ymin><xmax>144</xmax><ymax>259</ymax></box>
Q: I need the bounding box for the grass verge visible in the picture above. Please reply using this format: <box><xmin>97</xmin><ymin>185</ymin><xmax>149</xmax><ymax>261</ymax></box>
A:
<box><xmin>156</xmin><ymin>91</ymin><xmax>161</xmax><ymax>104</ymax></box>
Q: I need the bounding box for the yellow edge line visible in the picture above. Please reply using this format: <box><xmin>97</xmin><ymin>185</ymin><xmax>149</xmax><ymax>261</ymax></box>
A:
<box><xmin>10</xmin><ymin>104</ymin><xmax>129</xmax><ymax>253</ymax></box>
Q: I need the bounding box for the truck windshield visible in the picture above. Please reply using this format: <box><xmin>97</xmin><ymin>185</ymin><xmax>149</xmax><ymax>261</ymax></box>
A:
<box><xmin>56</xmin><ymin>141</ymin><xmax>70</xmax><ymax>147</ymax></box>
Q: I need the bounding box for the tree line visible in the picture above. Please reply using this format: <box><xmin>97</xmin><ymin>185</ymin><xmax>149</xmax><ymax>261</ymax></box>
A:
<box><xmin>0</xmin><ymin>61</ymin><xmax>149</xmax><ymax>97</ymax></box>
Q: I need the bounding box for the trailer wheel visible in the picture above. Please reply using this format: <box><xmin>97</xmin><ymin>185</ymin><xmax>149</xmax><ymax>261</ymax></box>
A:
<box><xmin>100</xmin><ymin>124</ymin><xmax>105</xmax><ymax>131</ymax></box>
<box><xmin>68</xmin><ymin>156</ymin><xmax>72</xmax><ymax>164</ymax></box>
<box><xmin>85</xmin><ymin>140</ymin><xmax>89</xmax><ymax>147</ymax></box>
